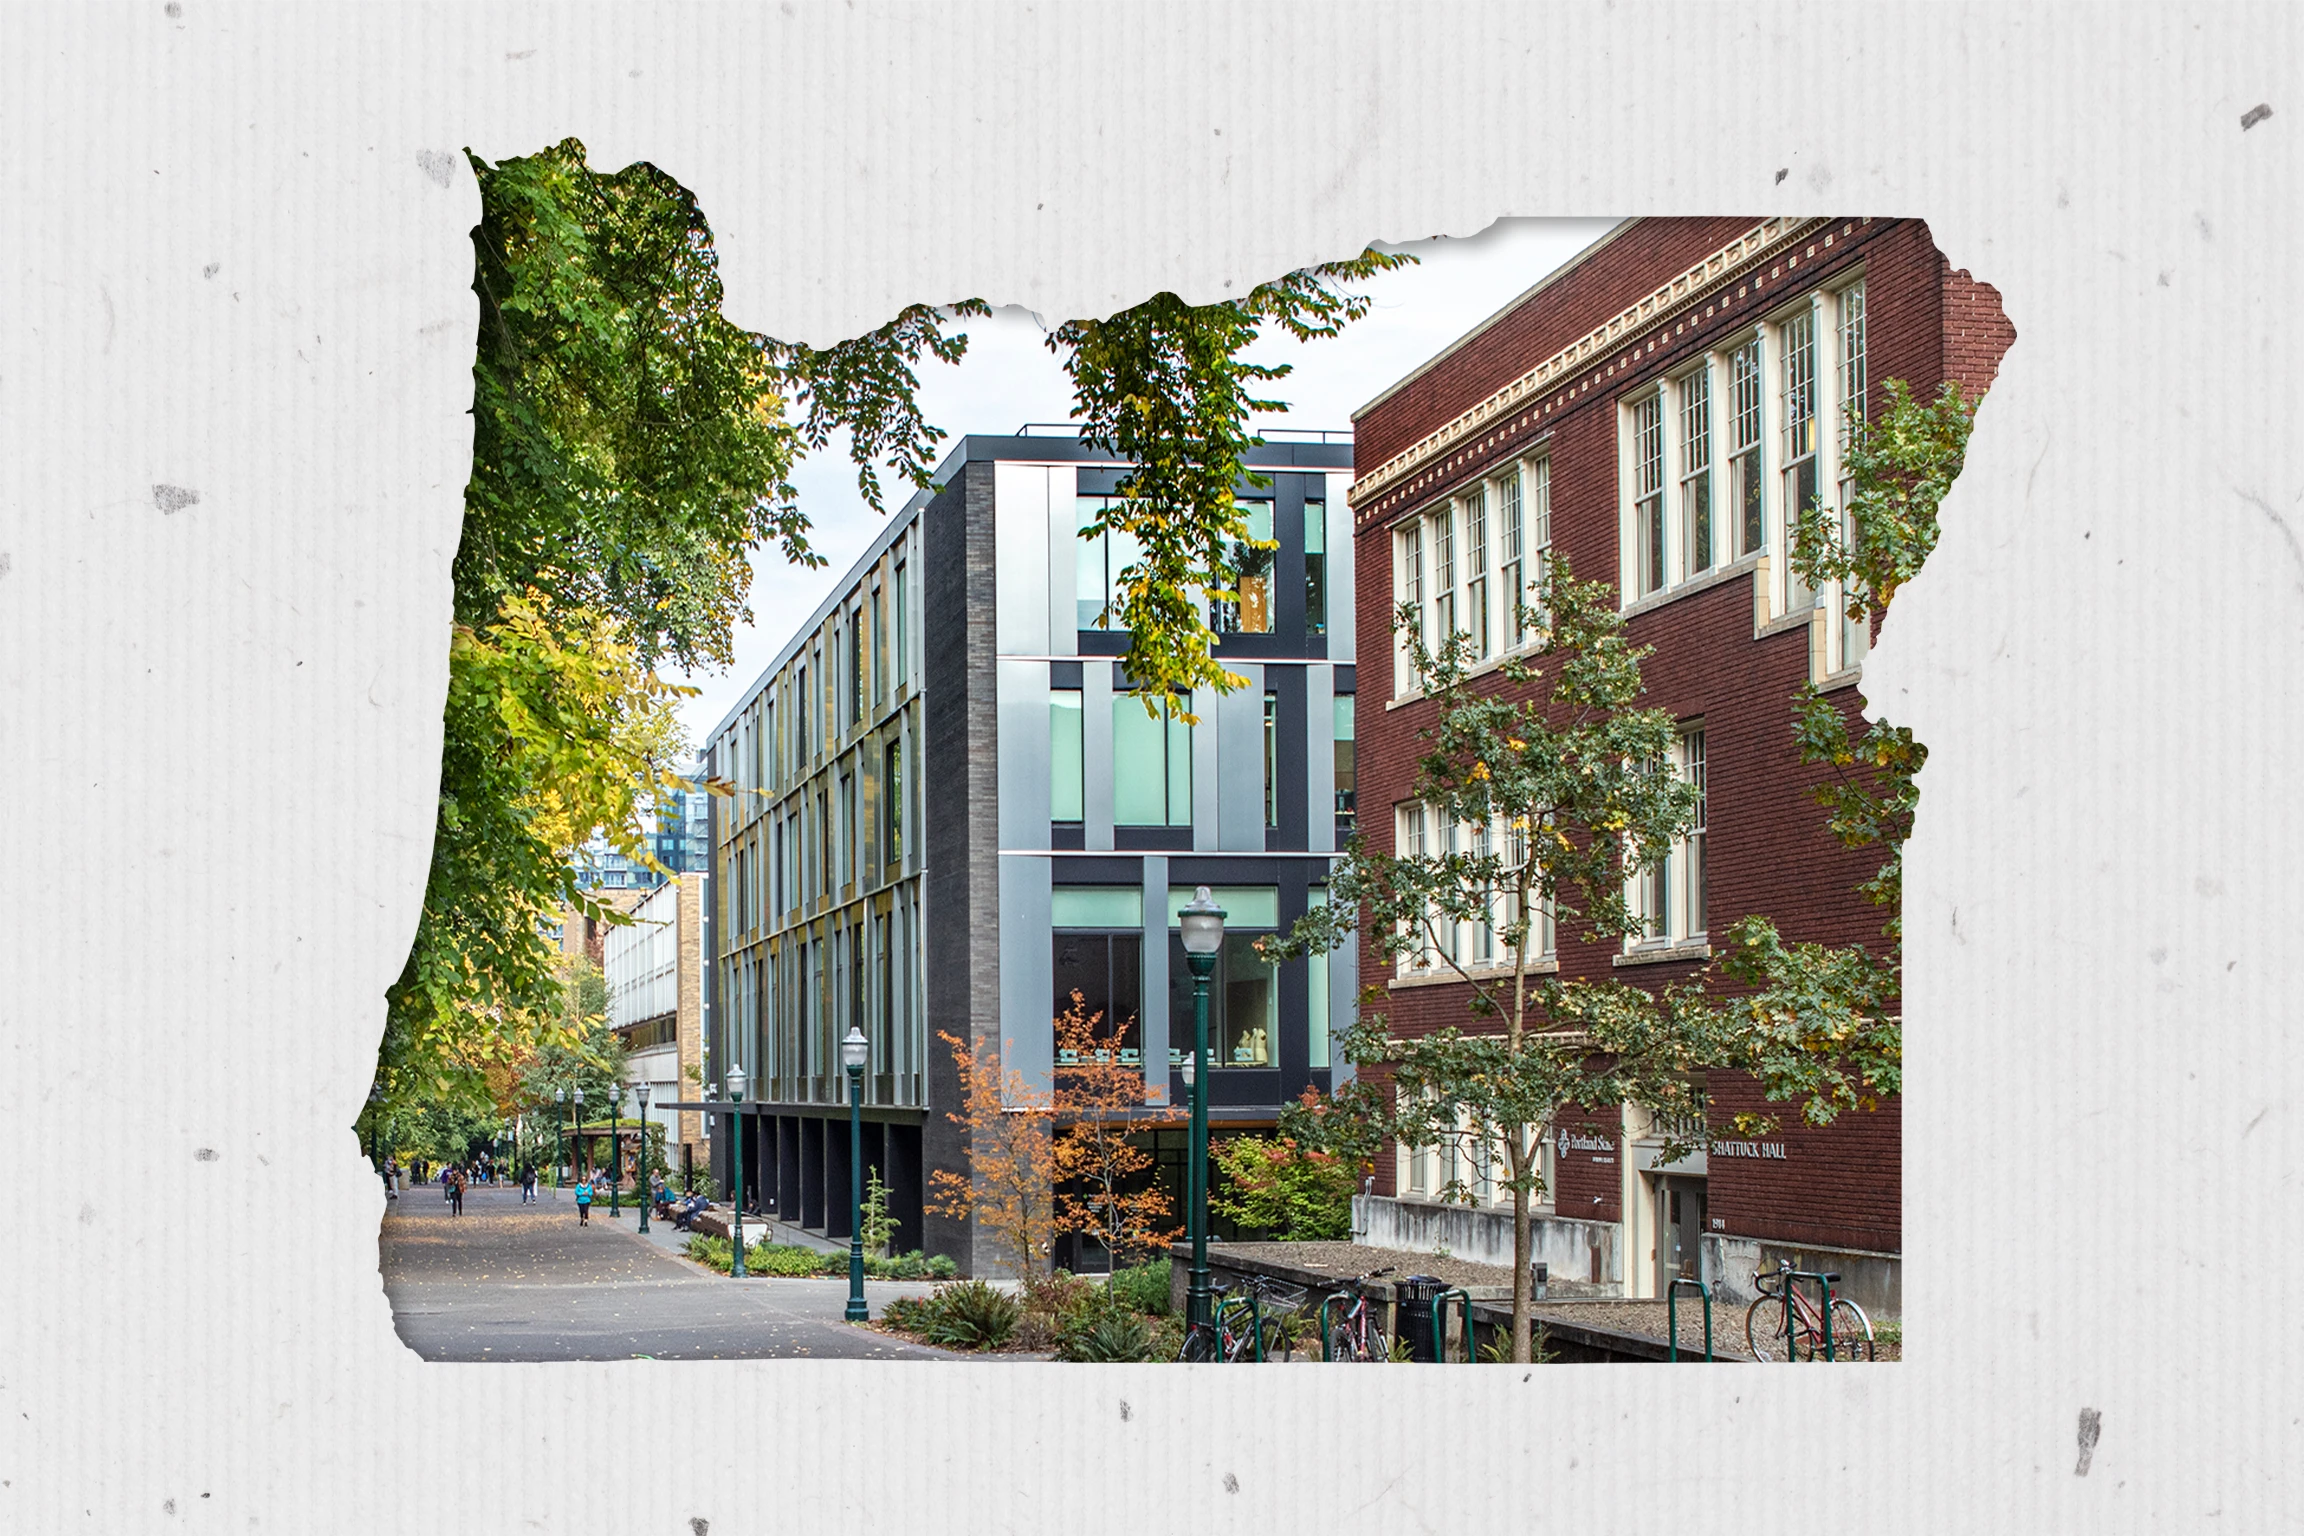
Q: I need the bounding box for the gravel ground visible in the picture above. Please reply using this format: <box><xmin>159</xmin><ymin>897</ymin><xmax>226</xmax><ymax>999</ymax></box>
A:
<box><xmin>1531</xmin><ymin>1298</ymin><xmax>1900</xmax><ymax>1361</ymax></box>
<box><xmin>1211</xmin><ymin>1243</ymin><xmax>1898</xmax><ymax>1361</ymax></box>
<box><xmin>1213</xmin><ymin>1240</ymin><xmax>1607</xmax><ymax>1296</ymax></box>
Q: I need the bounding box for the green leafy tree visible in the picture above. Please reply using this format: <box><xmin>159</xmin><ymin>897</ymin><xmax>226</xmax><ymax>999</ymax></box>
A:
<box><xmin>1267</xmin><ymin>561</ymin><xmax>1741</xmax><ymax>1364</ymax></box>
<box><xmin>1051</xmin><ymin>250</ymin><xmax>1415</xmax><ymax>711</ymax></box>
<box><xmin>1208</xmin><ymin>1134</ymin><xmax>1359</xmax><ymax>1241</ymax></box>
<box><xmin>383</xmin><ymin>141</ymin><xmax>981</xmax><ymax>1119</ymax></box>
<box><xmin>1714</xmin><ymin>379</ymin><xmax>1978</xmax><ymax>1128</ymax></box>
<box><xmin>1275</xmin><ymin>1081</ymin><xmax>1389</xmax><ymax>1179</ymax></box>
<box><xmin>382</xmin><ymin>137</ymin><xmax>1409</xmax><ymax>1138</ymax></box>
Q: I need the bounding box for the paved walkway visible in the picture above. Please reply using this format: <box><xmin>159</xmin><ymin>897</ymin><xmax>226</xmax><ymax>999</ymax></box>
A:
<box><xmin>379</xmin><ymin>1184</ymin><xmax>966</xmax><ymax>1362</ymax></box>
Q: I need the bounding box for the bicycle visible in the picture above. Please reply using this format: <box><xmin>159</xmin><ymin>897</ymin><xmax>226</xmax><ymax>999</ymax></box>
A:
<box><xmin>1744</xmin><ymin>1259</ymin><xmax>1875</xmax><ymax>1361</ymax></box>
<box><xmin>1177</xmin><ymin>1279</ymin><xmax>1252</xmax><ymax>1363</ymax></box>
<box><xmin>1318</xmin><ymin>1267</ymin><xmax>1397</xmax><ymax>1362</ymax></box>
<box><xmin>1174</xmin><ymin>1275</ymin><xmax>1302</xmax><ymax>1363</ymax></box>
<box><xmin>1222</xmin><ymin>1273</ymin><xmax>1310</xmax><ymax>1361</ymax></box>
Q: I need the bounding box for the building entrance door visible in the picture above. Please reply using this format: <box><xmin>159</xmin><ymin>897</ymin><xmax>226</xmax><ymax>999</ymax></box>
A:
<box><xmin>1657</xmin><ymin>1175</ymin><xmax>1708</xmax><ymax>1290</ymax></box>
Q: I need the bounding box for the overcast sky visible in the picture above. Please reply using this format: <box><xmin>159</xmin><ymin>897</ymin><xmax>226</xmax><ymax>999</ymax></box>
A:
<box><xmin>675</xmin><ymin>215</ymin><xmax>1622</xmax><ymax>744</ymax></box>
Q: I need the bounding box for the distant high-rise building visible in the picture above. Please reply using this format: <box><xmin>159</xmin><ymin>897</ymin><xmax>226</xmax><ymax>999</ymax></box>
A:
<box><xmin>572</xmin><ymin>766</ymin><xmax>712</xmax><ymax>891</ymax></box>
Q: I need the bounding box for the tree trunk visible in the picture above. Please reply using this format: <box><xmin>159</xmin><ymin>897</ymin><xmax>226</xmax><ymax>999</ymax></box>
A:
<box><xmin>1511</xmin><ymin>1140</ymin><xmax>1533</xmax><ymax>1364</ymax></box>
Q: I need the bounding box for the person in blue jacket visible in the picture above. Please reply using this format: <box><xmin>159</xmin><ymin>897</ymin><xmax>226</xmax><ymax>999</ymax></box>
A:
<box><xmin>574</xmin><ymin>1175</ymin><xmax>593</xmax><ymax>1227</ymax></box>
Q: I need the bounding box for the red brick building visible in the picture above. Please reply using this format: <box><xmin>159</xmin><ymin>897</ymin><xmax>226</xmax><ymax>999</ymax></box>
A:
<box><xmin>1345</xmin><ymin>217</ymin><xmax>2012</xmax><ymax>1316</ymax></box>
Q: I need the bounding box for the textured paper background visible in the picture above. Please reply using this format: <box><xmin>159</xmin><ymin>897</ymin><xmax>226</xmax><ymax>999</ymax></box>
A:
<box><xmin>3</xmin><ymin>4</ymin><xmax>2296</xmax><ymax>1531</ymax></box>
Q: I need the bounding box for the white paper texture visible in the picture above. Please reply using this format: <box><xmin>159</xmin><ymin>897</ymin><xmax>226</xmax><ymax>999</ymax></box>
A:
<box><xmin>3</xmin><ymin>3</ymin><xmax>2297</xmax><ymax>1531</ymax></box>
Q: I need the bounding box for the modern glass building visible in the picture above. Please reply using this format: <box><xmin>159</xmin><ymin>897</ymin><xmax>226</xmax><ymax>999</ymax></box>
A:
<box><xmin>571</xmin><ymin>770</ymin><xmax>712</xmax><ymax>891</ymax></box>
<box><xmin>695</xmin><ymin>429</ymin><xmax>1360</xmax><ymax>1275</ymax></box>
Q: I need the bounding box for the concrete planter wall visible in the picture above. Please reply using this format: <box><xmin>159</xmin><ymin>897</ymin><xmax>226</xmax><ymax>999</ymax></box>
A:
<box><xmin>1352</xmin><ymin>1195</ymin><xmax>1622</xmax><ymax>1290</ymax></box>
<box><xmin>1702</xmin><ymin>1234</ymin><xmax>1900</xmax><ymax>1319</ymax></box>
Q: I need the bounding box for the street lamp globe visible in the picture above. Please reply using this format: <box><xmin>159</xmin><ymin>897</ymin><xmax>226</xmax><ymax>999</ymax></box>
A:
<box><xmin>636</xmin><ymin>1081</ymin><xmax>651</xmax><ymax>1110</ymax></box>
<box><xmin>1179</xmin><ymin>885</ymin><xmax>1226</xmax><ymax>955</ymax></box>
<box><xmin>554</xmin><ymin>1088</ymin><xmax>564</xmax><ymax>1106</ymax></box>
<box><xmin>726</xmin><ymin>1064</ymin><xmax>747</xmax><ymax>1101</ymax></box>
<box><xmin>840</xmin><ymin>1025</ymin><xmax>869</xmax><ymax>1078</ymax></box>
<box><xmin>572</xmin><ymin>1085</ymin><xmax>585</xmax><ymax>1108</ymax></box>
<box><xmin>1179</xmin><ymin>1050</ymin><xmax>1196</xmax><ymax>1089</ymax></box>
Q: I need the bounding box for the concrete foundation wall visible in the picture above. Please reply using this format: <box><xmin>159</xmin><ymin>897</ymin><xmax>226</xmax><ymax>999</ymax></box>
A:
<box><xmin>1703</xmin><ymin>1233</ymin><xmax>1900</xmax><ymax>1319</ymax></box>
<box><xmin>1353</xmin><ymin>1195</ymin><xmax>1622</xmax><ymax>1290</ymax></box>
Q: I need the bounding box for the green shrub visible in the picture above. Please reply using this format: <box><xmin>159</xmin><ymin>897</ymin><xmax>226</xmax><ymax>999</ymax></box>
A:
<box><xmin>881</xmin><ymin>1294</ymin><xmax>934</xmax><ymax>1333</ymax></box>
<box><xmin>921</xmin><ymin>1280</ymin><xmax>1021</xmax><ymax>1350</ymax></box>
<box><xmin>684</xmin><ymin>1234</ymin><xmax>733</xmax><ymax>1273</ymax></box>
<box><xmin>740</xmin><ymin>1241</ymin><xmax>834</xmax><ymax>1276</ymax></box>
<box><xmin>1209</xmin><ymin>1134</ymin><xmax>1357</xmax><ymax>1241</ymax></box>
<box><xmin>1057</xmin><ymin>1306</ymin><xmax>1155</xmax><ymax>1363</ymax></box>
<box><xmin>1108</xmin><ymin>1259</ymin><xmax>1172</xmax><ymax>1317</ymax></box>
<box><xmin>860</xmin><ymin>1249</ymin><xmax>936</xmax><ymax>1280</ymax></box>
<box><xmin>1018</xmin><ymin>1269</ymin><xmax>1100</xmax><ymax>1350</ymax></box>
<box><xmin>927</xmin><ymin>1254</ymin><xmax>957</xmax><ymax>1279</ymax></box>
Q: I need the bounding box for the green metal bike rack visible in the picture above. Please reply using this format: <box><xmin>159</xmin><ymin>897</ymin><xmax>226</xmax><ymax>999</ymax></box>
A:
<box><xmin>1317</xmin><ymin>1292</ymin><xmax>1343</xmax><ymax>1361</ymax></box>
<box><xmin>1212</xmin><ymin>1291</ymin><xmax>1265</xmax><ymax>1363</ymax></box>
<box><xmin>1430</xmin><ymin>1288</ymin><xmax>1473</xmax><ymax>1364</ymax></box>
<box><xmin>1778</xmin><ymin>1267</ymin><xmax>1841</xmax><ymax>1361</ymax></box>
<box><xmin>1666</xmin><ymin>1276</ymin><xmax>1713</xmax><ymax>1362</ymax></box>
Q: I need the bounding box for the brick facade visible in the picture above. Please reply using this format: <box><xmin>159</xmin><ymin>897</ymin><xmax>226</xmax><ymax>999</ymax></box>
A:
<box><xmin>1350</xmin><ymin>218</ymin><xmax>2012</xmax><ymax>1276</ymax></box>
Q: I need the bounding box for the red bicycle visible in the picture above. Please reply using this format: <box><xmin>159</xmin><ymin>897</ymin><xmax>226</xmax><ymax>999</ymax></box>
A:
<box><xmin>1744</xmin><ymin>1260</ymin><xmax>1875</xmax><ymax>1361</ymax></box>
<box><xmin>1320</xmin><ymin>1268</ymin><xmax>1397</xmax><ymax>1362</ymax></box>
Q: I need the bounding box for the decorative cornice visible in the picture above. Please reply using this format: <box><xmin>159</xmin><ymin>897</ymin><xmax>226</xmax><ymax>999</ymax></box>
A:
<box><xmin>1351</xmin><ymin>216</ymin><xmax>1838</xmax><ymax>522</ymax></box>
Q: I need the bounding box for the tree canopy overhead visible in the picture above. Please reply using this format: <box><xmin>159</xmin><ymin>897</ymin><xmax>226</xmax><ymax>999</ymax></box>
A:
<box><xmin>381</xmin><ymin>136</ymin><xmax>1408</xmax><ymax>1119</ymax></box>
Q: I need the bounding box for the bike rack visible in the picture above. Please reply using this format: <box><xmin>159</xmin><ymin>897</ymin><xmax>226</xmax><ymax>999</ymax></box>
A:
<box><xmin>1431</xmin><ymin>1288</ymin><xmax>1473</xmax><ymax>1364</ymax></box>
<box><xmin>1317</xmin><ymin>1291</ymin><xmax>1346</xmax><ymax>1361</ymax></box>
<box><xmin>1666</xmin><ymin>1276</ymin><xmax>1713</xmax><ymax>1362</ymax></box>
<box><xmin>1778</xmin><ymin>1267</ymin><xmax>1841</xmax><ymax>1362</ymax></box>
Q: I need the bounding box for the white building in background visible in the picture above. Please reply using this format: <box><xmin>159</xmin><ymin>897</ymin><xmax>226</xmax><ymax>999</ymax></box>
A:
<box><xmin>605</xmin><ymin>872</ymin><xmax>708</xmax><ymax>1181</ymax></box>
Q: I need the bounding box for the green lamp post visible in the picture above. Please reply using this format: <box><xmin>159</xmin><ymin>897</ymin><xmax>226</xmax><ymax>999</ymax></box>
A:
<box><xmin>726</xmin><ymin>1064</ymin><xmax>748</xmax><ymax>1278</ymax></box>
<box><xmin>572</xmin><ymin>1084</ymin><xmax>585</xmax><ymax>1187</ymax></box>
<box><xmin>609</xmin><ymin>1083</ymin><xmax>624</xmax><ymax>1217</ymax></box>
<box><xmin>1178</xmin><ymin>885</ymin><xmax>1225</xmax><ymax>1332</ymax></box>
<box><xmin>553</xmin><ymin>1088</ymin><xmax>566</xmax><ymax>1193</ymax></box>
<box><xmin>841</xmin><ymin>1025</ymin><xmax>870</xmax><ymax>1323</ymax></box>
<box><xmin>635</xmin><ymin>1081</ymin><xmax>653</xmax><ymax>1233</ymax></box>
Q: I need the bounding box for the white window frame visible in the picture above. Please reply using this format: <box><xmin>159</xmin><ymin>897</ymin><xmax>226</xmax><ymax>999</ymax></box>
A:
<box><xmin>1626</xmin><ymin>725</ymin><xmax>1708</xmax><ymax>950</ymax></box>
<box><xmin>1502</xmin><ymin>813</ymin><xmax>1556</xmax><ymax>962</ymax></box>
<box><xmin>1392</xmin><ymin>518</ymin><xmax>1425</xmax><ymax>698</ymax></box>
<box><xmin>1729</xmin><ymin>330</ymin><xmax>1767</xmax><ymax>564</ymax></box>
<box><xmin>1463</xmin><ymin>484</ymin><xmax>1490</xmax><ymax>660</ymax></box>
<box><xmin>1429</xmin><ymin>501</ymin><xmax>1457</xmax><ymax>646</ymax></box>
<box><xmin>1677</xmin><ymin>360</ymin><xmax>1716</xmax><ymax>582</ymax></box>
<box><xmin>1393</xmin><ymin>801</ymin><xmax>1433</xmax><ymax>974</ymax></box>
<box><xmin>1829</xmin><ymin>276</ymin><xmax>1870</xmax><ymax>676</ymax></box>
<box><xmin>1777</xmin><ymin>295</ymin><xmax>1824</xmax><ymax>618</ymax></box>
<box><xmin>1625</xmin><ymin>388</ymin><xmax>1668</xmax><ymax>599</ymax></box>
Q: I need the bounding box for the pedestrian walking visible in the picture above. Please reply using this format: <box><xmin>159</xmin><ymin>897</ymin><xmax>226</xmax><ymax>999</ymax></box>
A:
<box><xmin>521</xmin><ymin>1163</ymin><xmax>537</xmax><ymax>1204</ymax></box>
<box><xmin>449</xmin><ymin>1167</ymin><xmax>465</xmax><ymax>1217</ymax></box>
<box><xmin>385</xmin><ymin>1158</ymin><xmax>400</xmax><ymax>1199</ymax></box>
<box><xmin>574</xmin><ymin>1176</ymin><xmax>593</xmax><ymax>1227</ymax></box>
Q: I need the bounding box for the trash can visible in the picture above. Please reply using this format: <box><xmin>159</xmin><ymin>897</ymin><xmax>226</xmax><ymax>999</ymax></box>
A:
<box><xmin>1395</xmin><ymin>1275</ymin><xmax>1447</xmax><ymax>1362</ymax></box>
